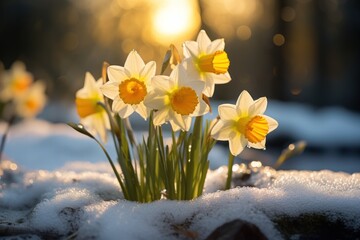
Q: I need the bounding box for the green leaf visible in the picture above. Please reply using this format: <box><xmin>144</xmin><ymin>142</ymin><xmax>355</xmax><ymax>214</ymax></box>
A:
<box><xmin>67</xmin><ymin>122</ymin><xmax>95</xmax><ymax>139</ymax></box>
<box><xmin>225</xmin><ymin>152</ymin><xmax>235</xmax><ymax>190</ymax></box>
<box><xmin>67</xmin><ymin>123</ymin><xmax>127</xmax><ymax>198</ymax></box>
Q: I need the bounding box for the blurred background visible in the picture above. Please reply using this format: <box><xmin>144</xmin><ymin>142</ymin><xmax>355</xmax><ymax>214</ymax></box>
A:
<box><xmin>1</xmin><ymin>0</ymin><xmax>360</xmax><ymax>171</ymax></box>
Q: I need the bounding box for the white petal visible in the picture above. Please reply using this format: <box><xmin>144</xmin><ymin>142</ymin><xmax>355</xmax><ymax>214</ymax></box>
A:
<box><xmin>144</xmin><ymin>92</ymin><xmax>167</xmax><ymax>110</ymax></box>
<box><xmin>170</xmin><ymin>111</ymin><xmax>187</xmax><ymax>131</ymax></box>
<box><xmin>153</xmin><ymin>108</ymin><xmax>169</xmax><ymax>126</ymax></box>
<box><xmin>200</xmin><ymin>72</ymin><xmax>231</xmax><ymax>97</ymax></box>
<box><xmin>76</xmin><ymin>72</ymin><xmax>95</xmax><ymax>98</ymax></box>
<box><xmin>236</xmin><ymin>90</ymin><xmax>254</xmax><ymax>115</ymax></box>
<box><xmin>249</xmin><ymin>97</ymin><xmax>267</xmax><ymax>116</ymax></box>
<box><xmin>183</xmin><ymin>41</ymin><xmax>199</xmax><ymax>58</ymax></box>
<box><xmin>80</xmin><ymin>116</ymin><xmax>96</xmax><ymax>135</ymax></box>
<box><xmin>229</xmin><ymin>135</ymin><xmax>247</xmax><ymax>156</ymax></box>
<box><xmin>191</xmin><ymin>98</ymin><xmax>209</xmax><ymax>116</ymax></box>
<box><xmin>12</xmin><ymin>61</ymin><xmax>27</xmax><ymax>73</ymax></box>
<box><xmin>98</xmin><ymin>111</ymin><xmax>110</xmax><ymax>130</ymax></box>
<box><xmin>104</xmin><ymin>113</ymin><xmax>111</xmax><ymax>129</ymax></box>
<box><xmin>211</xmin><ymin>120</ymin><xmax>235</xmax><ymax>141</ymax></box>
<box><xmin>184</xmin><ymin>117</ymin><xmax>192</xmax><ymax>131</ymax></box>
<box><xmin>100</xmin><ymin>82</ymin><xmax>119</xmax><ymax>100</ymax></box>
<box><xmin>76</xmin><ymin>89</ymin><xmax>88</xmax><ymax>99</ymax></box>
<box><xmin>180</xmin><ymin>117</ymin><xmax>192</xmax><ymax>132</ymax></box>
<box><xmin>207</xmin><ymin>38</ymin><xmax>225</xmax><ymax>53</ymax></box>
<box><xmin>210</xmin><ymin>120</ymin><xmax>224</xmax><ymax>139</ymax></box>
<box><xmin>170</xmin><ymin>114</ymin><xmax>191</xmax><ymax>132</ymax></box>
<box><xmin>135</xmin><ymin>102</ymin><xmax>149</xmax><ymax>120</ymax></box>
<box><xmin>203</xmin><ymin>78</ymin><xmax>215</xmax><ymax>97</ymax></box>
<box><xmin>182</xmin><ymin>43</ymin><xmax>191</xmax><ymax>58</ymax></box>
<box><xmin>119</xmin><ymin>106</ymin><xmax>135</xmax><ymax>119</ymax></box>
<box><xmin>124</xmin><ymin>50</ymin><xmax>145</xmax><ymax>76</ymax></box>
<box><xmin>107</xmin><ymin>65</ymin><xmax>129</xmax><ymax>82</ymax></box>
<box><xmin>174</xmin><ymin>63</ymin><xmax>189</xmax><ymax>86</ymax></box>
<box><xmin>93</xmin><ymin>113</ymin><xmax>108</xmax><ymax>143</ymax></box>
<box><xmin>169</xmin><ymin>120</ymin><xmax>181</xmax><ymax>132</ymax></box>
<box><xmin>80</xmin><ymin>113</ymin><xmax>107</xmax><ymax>143</ymax></box>
<box><xmin>111</xmin><ymin>97</ymin><xmax>124</xmax><ymax>112</ymax></box>
<box><xmin>95</xmin><ymin>78</ymin><xmax>104</xmax><ymax>87</ymax></box>
<box><xmin>210</xmin><ymin>72</ymin><xmax>231</xmax><ymax>84</ymax></box>
<box><xmin>140</xmin><ymin>61</ymin><xmax>156</xmax><ymax>84</ymax></box>
<box><xmin>84</xmin><ymin>72</ymin><xmax>97</xmax><ymax>89</ymax></box>
<box><xmin>263</xmin><ymin>115</ymin><xmax>278</xmax><ymax>132</ymax></box>
<box><xmin>151</xmin><ymin>75</ymin><xmax>173</xmax><ymax>92</ymax></box>
<box><xmin>218</xmin><ymin>104</ymin><xmax>237</xmax><ymax>120</ymax></box>
<box><xmin>182</xmin><ymin>58</ymin><xmax>201</xmax><ymax>80</ymax></box>
<box><xmin>197</xmin><ymin>30</ymin><xmax>211</xmax><ymax>53</ymax></box>
<box><xmin>94</xmin><ymin>79</ymin><xmax>106</xmax><ymax>100</ymax></box>
<box><xmin>112</xmin><ymin>97</ymin><xmax>134</xmax><ymax>118</ymax></box>
<box><xmin>248</xmin><ymin>139</ymin><xmax>266</xmax><ymax>149</ymax></box>
<box><xmin>186</xmin><ymin>80</ymin><xmax>205</xmax><ymax>95</ymax></box>
<box><xmin>169</xmin><ymin>65</ymin><xmax>181</xmax><ymax>85</ymax></box>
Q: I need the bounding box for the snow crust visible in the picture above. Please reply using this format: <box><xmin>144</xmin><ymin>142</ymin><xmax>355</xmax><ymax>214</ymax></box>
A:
<box><xmin>1</xmin><ymin>162</ymin><xmax>360</xmax><ymax>240</ymax></box>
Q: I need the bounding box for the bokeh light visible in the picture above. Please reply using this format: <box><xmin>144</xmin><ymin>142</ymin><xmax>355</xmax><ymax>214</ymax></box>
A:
<box><xmin>273</xmin><ymin>34</ymin><xmax>285</xmax><ymax>46</ymax></box>
<box><xmin>236</xmin><ymin>25</ymin><xmax>252</xmax><ymax>41</ymax></box>
<box><xmin>281</xmin><ymin>7</ymin><xmax>296</xmax><ymax>22</ymax></box>
<box><xmin>202</xmin><ymin>0</ymin><xmax>263</xmax><ymax>39</ymax></box>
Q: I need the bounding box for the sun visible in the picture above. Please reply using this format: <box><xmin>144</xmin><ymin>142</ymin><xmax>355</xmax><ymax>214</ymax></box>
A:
<box><xmin>151</xmin><ymin>0</ymin><xmax>200</xmax><ymax>45</ymax></box>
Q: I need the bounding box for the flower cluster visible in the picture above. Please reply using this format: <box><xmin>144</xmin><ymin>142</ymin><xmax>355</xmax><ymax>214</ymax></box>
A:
<box><xmin>71</xmin><ymin>30</ymin><xmax>278</xmax><ymax>202</ymax></box>
<box><xmin>0</xmin><ymin>61</ymin><xmax>46</xmax><ymax>119</ymax></box>
<box><xmin>0</xmin><ymin>61</ymin><xmax>47</xmax><ymax>162</ymax></box>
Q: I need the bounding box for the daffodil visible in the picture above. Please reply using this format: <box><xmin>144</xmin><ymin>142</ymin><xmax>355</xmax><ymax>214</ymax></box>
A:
<box><xmin>183</xmin><ymin>30</ymin><xmax>231</xmax><ymax>97</ymax></box>
<box><xmin>76</xmin><ymin>72</ymin><xmax>110</xmax><ymax>142</ymax></box>
<box><xmin>15</xmin><ymin>81</ymin><xmax>46</xmax><ymax>118</ymax></box>
<box><xmin>211</xmin><ymin>90</ymin><xmax>278</xmax><ymax>156</ymax></box>
<box><xmin>144</xmin><ymin>63</ymin><xmax>209</xmax><ymax>131</ymax></box>
<box><xmin>100</xmin><ymin>50</ymin><xmax>156</xmax><ymax>120</ymax></box>
<box><xmin>0</xmin><ymin>61</ymin><xmax>33</xmax><ymax>101</ymax></box>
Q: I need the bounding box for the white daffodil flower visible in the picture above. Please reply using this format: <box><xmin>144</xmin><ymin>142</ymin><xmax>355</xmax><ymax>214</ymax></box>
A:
<box><xmin>211</xmin><ymin>90</ymin><xmax>278</xmax><ymax>156</ymax></box>
<box><xmin>144</xmin><ymin>63</ymin><xmax>209</xmax><ymax>132</ymax></box>
<box><xmin>0</xmin><ymin>61</ymin><xmax>33</xmax><ymax>101</ymax></box>
<box><xmin>183</xmin><ymin>30</ymin><xmax>231</xmax><ymax>97</ymax></box>
<box><xmin>76</xmin><ymin>72</ymin><xmax>110</xmax><ymax>142</ymax></box>
<box><xmin>100</xmin><ymin>50</ymin><xmax>156</xmax><ymax>120</ymax></box>
<box><xmin>15</xmin><ymin>81</ymin><xmax>46</xmax><ymax>119</ymax></box>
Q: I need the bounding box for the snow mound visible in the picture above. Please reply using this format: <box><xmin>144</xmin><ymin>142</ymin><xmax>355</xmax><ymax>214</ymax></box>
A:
<box><xmin>1</xmin><ymin>162</ymin><xmax>360</xmax><ymax>240</ymax></box>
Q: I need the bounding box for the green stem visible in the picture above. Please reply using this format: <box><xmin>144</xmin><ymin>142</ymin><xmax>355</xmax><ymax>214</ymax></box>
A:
<box><xmin>156</xmin><ymin>127</ymin><xmax>168</xmax><ymax>187</ymax></box>
<box><xmin>186</xmin><ymin>115</ymin><xmax>202</xmax><ymax>200</ymax></box>
<box><xmin>97</xmin><ymin>102</ymin><xmax>121</xmax><ymax>157</ymax></box>
<box><xmin>87</xmin><ymin>130</ymin><xmax>128</xmax><ymax>198</ymax></box>
<box><xmin>0</xmin><ymin>115</ymin><xmax>16</xmax><ymax>163</ymax></box>
<box><xmin>225</xmin><ymin>152</ymin><xmax>235</xmax><ymax>190</ymax></box>
<box><xmin>124</xmin><ymin>117</ymin><xmax>137</xmax><ymax>147</ymax></box>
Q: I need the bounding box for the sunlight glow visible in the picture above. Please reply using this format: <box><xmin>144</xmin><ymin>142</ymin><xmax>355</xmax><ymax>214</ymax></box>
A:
<box><xmin>152</xmin><ymin>0</ymin><xmax>200</xmax><ymax>45</ymax></box>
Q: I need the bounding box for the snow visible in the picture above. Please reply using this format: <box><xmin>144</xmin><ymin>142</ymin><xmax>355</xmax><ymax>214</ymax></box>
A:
<box><xmin>266</xmin><ymin>101</ymin><xmax>360</xmax><ymax>147</ymax></box>
<box><xmin>1</xmin><ymin>161</ymin><xmax>360</xmax><ymax>239</ymax></box>
<box><xmin>1</xmin><ymin>119</ymin><xmax>116</xmax><ymax>170</ymax></box>
<box><xmin>1</xmin><ymin>101</ymin><xmax>360</xmax><ymax>239</ymax></box>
